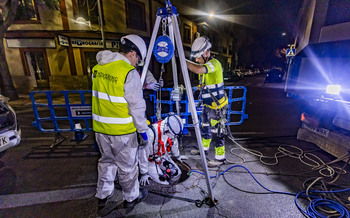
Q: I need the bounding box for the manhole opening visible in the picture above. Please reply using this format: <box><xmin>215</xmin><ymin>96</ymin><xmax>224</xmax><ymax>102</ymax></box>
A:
<box><xmin>172</xmin><ymin>158</ymin><xmax>191</xmax><ymax>184</ymax></box>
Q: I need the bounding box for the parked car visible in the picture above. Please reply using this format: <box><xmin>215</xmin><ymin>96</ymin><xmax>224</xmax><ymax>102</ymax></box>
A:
<box><xmin>0</xmin><ymin>95</ymin><xmax>21</xmax><ymax>156</ymax></box>
<box><xmin>234</xmin><ymin>70</ymin><xmax>244</xmax><ymax>80</ymax></box>
<box><xmin>242</xmin><ymin>69</ymin><xmax>253</xmax><ymax>77</ymax></box>
<box><xmin>265</xmin><ymin>68</ymin><xmax>284</xmax><ymax>83</ymax></box>
<box><xmin>223</xmin><ymin>70</ymin><xmax>243</xmax><ymax>82</ymax></box>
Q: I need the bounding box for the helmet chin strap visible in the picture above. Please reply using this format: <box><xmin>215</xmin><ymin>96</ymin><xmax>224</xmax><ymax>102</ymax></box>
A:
<box><xmin>201</xmin><ymin>54</ymin><xmax>209</xmax><ymax>63</ymax></box>
<box><xmin>201</xmin><ymin>50</ymin><xmax>209</xmax><ymax>63</ymax></box>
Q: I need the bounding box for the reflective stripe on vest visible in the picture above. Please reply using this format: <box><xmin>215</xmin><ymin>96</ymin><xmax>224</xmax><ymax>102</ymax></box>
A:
<box><xmin>200</xmin><ymin>58</ymin><xmax>227</xmax><ymax>107</ymax></box>
<box><xmin>92</xmin><ymin>90</ymin><xmax>127</xmax><ymax>103</ymax></box>
<box><xmin>92</xmin><ymin>114</ymin><xmax>133</xmax><ymax>124</ymax></box>
<box><xmin>92</xmin><ymin>60</ymin><xmax>136</xmax><ymax>135</ymax></box>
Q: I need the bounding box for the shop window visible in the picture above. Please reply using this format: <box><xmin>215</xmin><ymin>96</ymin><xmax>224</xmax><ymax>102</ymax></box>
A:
<box><xmin>81</xmin><ymin>50</ymin><xmax>99</xmax><ymax>88</ymax></box>
<box><xmin>74</xmin><ymin>0</ymin><xmax>100</xmax><ymax>24</ymax></box>
<box><xmin>21</xmin><ymin>49</ymin><xmax>51</xmax><ymax>89</ymax></box>
<box><xmin>15</xmin><ymin>0</ymin><xmax>40</xmax><ymax>22</ymax></box>
<box><xmin>84</xmin><ymin>51</ymin><xmax>98</xmax><ymax>76</ymax></box>
<box><xmin>125</xmin><ymin>0</ymin><xmax>146</xmax><ymax>31</ymax></box>
<box><xmin>183</xmin><ymin>24</ymin><xmax>191</xmax><ymax>44</ymax></box>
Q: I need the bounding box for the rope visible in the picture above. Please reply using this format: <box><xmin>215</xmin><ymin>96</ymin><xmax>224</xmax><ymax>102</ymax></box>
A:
<box><xmin>227</xmin><ymin>134</ymin><xmax>348</xmax><ymax>178</ymax></box>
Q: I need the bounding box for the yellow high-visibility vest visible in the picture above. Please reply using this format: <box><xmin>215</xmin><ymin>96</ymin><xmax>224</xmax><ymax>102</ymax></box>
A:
<box><xmin>199</xmin><ymin>58</ymin><xmax>228</xmax><ymax>109</ymax></box>
<box><xmin>92</xmin><ymin>60</ymin><xmax>136</xmax><ymax>135</ymax></box>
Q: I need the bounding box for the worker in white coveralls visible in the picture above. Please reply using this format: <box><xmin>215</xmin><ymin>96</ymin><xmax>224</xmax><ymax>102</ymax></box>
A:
<box><xmin>92</xmin><ymin>34</ymin><xmax>149</xmax><ymax>216</ymax></box>
<box><xmin>138</xmin><ymin>113</ymin><xmax>184</xmax><ymax>186</ymax></box>
<box><xmin>186</xmin><ymin>36</ymin><xmax>229</xmax><ymax>168</ymax></box>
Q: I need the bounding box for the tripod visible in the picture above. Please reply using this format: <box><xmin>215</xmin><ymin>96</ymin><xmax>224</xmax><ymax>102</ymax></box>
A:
<box><xmin>140</xmin><ymin>0</ymin><xmax>216</xmax><ymax>204</ymax></box>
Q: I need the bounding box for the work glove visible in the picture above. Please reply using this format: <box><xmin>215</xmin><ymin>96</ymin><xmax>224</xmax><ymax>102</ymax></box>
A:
<box><xmin>146</xmin><ymin>83</ymin><xmax>161</xmax><ymax>91</ymax></box>
<box><xmin>138</xmin><ymin>132</ymin><xmax>148</xmax><ymax>146</ymax></box>
<box><xmin>140</xmin><ymin>174</ymin><xmax>151</xmax><ymax>186</ymax></box>
<box><xmin>158</xmin><ymin>78</ymin><xmax>164</xmax><ymax>87</ymax></box>
<box><xmin>193</xmin><ymin>85</ymin><xmax>200</xmax><ymax>92</ymax></box>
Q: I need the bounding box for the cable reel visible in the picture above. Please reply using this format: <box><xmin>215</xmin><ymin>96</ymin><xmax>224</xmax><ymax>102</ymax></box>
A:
<box><xmin>153</xmin><ymin>19</ymin><xmax>174</xmax><ymax>64</ymax></box>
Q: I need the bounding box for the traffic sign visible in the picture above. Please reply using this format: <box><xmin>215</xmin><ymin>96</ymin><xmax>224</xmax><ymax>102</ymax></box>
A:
<box><xmin>286</xmin><ymin>48</ymin><xmax>295</xmax><ymax>57</ymax></box>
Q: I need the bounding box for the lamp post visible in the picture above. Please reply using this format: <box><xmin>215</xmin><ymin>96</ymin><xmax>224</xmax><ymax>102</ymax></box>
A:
<box><xmin>96</xmin><ymin>0</ymin><xmax>106</xmax><ymax>49</ymax></box>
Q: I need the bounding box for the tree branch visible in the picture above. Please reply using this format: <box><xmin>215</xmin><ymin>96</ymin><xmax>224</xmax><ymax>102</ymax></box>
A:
<box><xmin>1</xmin><ymin>0</ymin><xmax>19</xmax><ymax>33</ymax></box>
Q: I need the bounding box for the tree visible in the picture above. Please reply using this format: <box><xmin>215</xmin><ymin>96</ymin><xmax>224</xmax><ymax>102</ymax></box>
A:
<box><xmin>0</xmin><ymin>0</ymin><xmax>60</xmax><ymax>100</ymax></box>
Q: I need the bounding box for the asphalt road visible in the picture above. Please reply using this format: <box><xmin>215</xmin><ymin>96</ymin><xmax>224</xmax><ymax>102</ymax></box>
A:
<box><xmin>1</xmin><ymin>74</ymin><xmax>349</xmax><ymax>217</ymax></box>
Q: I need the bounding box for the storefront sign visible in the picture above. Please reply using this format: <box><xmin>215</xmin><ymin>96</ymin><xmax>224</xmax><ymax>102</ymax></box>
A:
<box><xmin>71</xmin><ymin>38</ymin><xmax>119</xmax><ymax>49</ymax></box>
<box><xmin>6</xmin><ymin>38</ymin><xmax>56</xmax><ymax>48</ymax></box>
<box><xmin>58</xmin><ymin>35</ymin><xmax>69</xmax><ymax>46</ymax></box>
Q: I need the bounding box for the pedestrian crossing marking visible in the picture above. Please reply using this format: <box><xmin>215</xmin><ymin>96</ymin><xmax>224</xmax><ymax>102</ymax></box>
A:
<box><xmin>286</xmin><ymin>49</ymin><xmax>295</xmax><ymax>57</ymax></box>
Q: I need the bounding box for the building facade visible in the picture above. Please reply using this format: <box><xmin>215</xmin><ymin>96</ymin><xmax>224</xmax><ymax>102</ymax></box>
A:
<box><xmin>4</xmin><ymin>0</ymin><xmax>235</xmax><ymax>92</ymax></box>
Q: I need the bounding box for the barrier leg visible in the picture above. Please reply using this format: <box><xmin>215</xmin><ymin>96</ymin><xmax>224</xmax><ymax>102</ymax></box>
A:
<box><xmin>50</xmin><ymin>132</ymin><xmax>68</xmax><ymax>148</ymax></box>
<box><xmin>71</xmin><ymin>121</ymin><xmax>88</xmax><ymax>142</ymax></box>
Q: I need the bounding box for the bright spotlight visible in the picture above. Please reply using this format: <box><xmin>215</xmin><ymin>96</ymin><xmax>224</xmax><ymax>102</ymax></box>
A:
<box><xmin>282</xmin><ymin>32</ymin><xmax>286</xmax><ymax>36</ymax></box>
<box><xmin>326</xmin><ymin>85</ymin><xmax>341</xmax><ymax>95</ymax></box>
<box><xmin>209</xmin><ymin>12</ymin><xmax>214</xmax><ymax>17</ymax></box>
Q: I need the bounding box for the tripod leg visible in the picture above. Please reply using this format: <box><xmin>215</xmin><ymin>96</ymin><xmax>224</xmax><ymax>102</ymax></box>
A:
<box><xmin>168</xmin><ymin>17</ymin><xmax>183</xmax><ymax>149</ymax></box>
<box><xmin>141</xmin><ymin>16</ymin><xmax>162</xmax><ymax>85</ymax></box>
<box><xmin>168</xmin><ymin>17</ymin><xmax>181</xmax><ymax>117</ymax></box>
<box><xmin>170</xmin><ymin>14</ymin><xmax>215</xmax><ymax>202</ymax></box>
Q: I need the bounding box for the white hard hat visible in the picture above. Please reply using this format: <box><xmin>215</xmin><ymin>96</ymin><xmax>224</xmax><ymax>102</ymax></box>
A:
<box><xmin>191</xmin><ymin>36</ymin><xmax>212</xmax><ymax>58</ymax></box>
<box><xmin>121</xmin><ymin>34</ymin><xmax>147</xmax><ymax>61</ymax></box>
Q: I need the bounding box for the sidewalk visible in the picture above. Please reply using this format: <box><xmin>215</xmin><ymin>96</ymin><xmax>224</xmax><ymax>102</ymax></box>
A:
<box><xmin>4</xmin><ymin>92</ymin><xmax>350</xmax><ymax>218</ymax></box>
<box><xmin>94</xmin><ymin>134</ymin><xmax>349</xmax><ymax>218</ymax></box>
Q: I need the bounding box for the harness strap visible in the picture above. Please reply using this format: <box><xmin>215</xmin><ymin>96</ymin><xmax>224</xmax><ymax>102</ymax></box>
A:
<box><xmin>148</xmin><ymin>120</ymin><xmax>173</xmax><ymax>164</ymax></box>
<box><xmin>167</xmin><ymin>138</ymin><xmax>172</xmax><ymax>152</ymax></box>
<box><xmin>157</xmin><ymin>120</ymin><xmax>166</xmax><ymax>156</ymax></box>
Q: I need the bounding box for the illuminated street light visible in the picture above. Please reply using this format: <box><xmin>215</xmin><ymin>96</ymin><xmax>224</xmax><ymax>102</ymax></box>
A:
<box><xmin>282</xmin><ymin>32</ymin><xmax>287</xmax><ymax>36</ymax></box>
<box><xmin>73</xmin><ymin>0</ymin><xmax>105</xmax><ymax>48</ymax></box>
<box><xmin>209</xmin><ymin>12</ymin><xmax>214</xmax><ymax>17</ymax></box>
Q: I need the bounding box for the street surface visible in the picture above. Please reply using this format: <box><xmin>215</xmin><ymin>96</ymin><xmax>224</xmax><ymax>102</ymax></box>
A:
<box><xmin>1</xmin><ymin>74</ymin><xmax>349</xmax><ymax>217</ymax></box>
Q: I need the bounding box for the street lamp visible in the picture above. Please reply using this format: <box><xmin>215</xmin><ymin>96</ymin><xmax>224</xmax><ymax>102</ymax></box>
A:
<box><xmin>74</xmin><ymin>0</ymin><xmax>105</xmax><ymax>48</ymax></box>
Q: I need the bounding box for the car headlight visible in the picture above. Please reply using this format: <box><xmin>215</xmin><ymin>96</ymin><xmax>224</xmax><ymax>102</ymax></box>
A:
<box><xmin>326</xmin><ymin>85</ymin><xmax>341</xmax><ymax>95</ymax></box>
<box><xmin>0</xmin><ymin>95</ymin><xmax>9</xmax><ymax>106</ymax></box>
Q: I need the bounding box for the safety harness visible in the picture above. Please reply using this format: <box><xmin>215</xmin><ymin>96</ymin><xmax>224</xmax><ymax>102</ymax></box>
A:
<box><xmin>197</xmin><ymin>70</ymin><xmax>229</xmax><ymax>137</ymax></box>
<box><xmin>147</xmin><ymin>119</ymin><xmax>179</xmax><ymax>182</ymax></box>
<box><xmin>148</xmin><ymin>120</ymin><xmax>173</xmax><ymax>164</ymax></box>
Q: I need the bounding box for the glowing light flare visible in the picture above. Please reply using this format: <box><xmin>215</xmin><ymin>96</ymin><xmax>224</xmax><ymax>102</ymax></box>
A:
<box><xmin>73</xmin><ymin>17</ymin><xmax>90</xmax><ymax>26</ymax></box>
<box><xmin>326</xmin><ymin>85</ymin><xmax>341</xmax><ymax>95</ymax></box>
<box><xmin>177</xmin><ymin>5</ymin><xmax>265</xmax><ymax>29</ymax></box>
<box><xmin>303</xmin><ymin>47</ymin><xmax>332</xmax><ymax>84</ymax></box>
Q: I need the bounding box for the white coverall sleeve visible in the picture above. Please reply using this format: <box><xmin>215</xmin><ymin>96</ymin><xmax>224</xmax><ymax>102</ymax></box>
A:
<box><xmin>124</xmin><ymin>69</ymin><xmax>148</xmax><ymax>133</ymax></box>
<box><xmin>138</xmin><ymin>127</ymin><xmax>154</xmax><ymax>175</ymax></box>
<box><xmin>170</xmin><ymin>138</ymin><xmax>180</xmax><ymax>157</ymax></box>
<box><xmin>145</xmin><ymin>70</ymin><xmax>157</xmax><ymax>84</ymax></box>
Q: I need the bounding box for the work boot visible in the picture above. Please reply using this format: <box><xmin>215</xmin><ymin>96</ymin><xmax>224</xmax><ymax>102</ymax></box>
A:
<box><xmin>190</xmin><ymin>149</ymin><xmax>208</xmax><ymax>155</ymax></box>
<box><xmin>97</xmin><ymin>194</ymin><xmax>117</xmax><ymax>217</ymax></box>
<box><xmin>123</xmin><ymin>188</ymin><xmax>148</xmax><ymax>209</ymax></box>
<box><xmin>207</xmin><ymin>159</ymin><xmax>226</xmax><ymax>168</ymax></box>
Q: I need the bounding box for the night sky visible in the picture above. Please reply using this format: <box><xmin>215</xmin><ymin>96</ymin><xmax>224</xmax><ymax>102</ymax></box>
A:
<box><xmin>180</xmin><ymin>0</ymin><xmax>304</xmax><ymax>68</ymax></box>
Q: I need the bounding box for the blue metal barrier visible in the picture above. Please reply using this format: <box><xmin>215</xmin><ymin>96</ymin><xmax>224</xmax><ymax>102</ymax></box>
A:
<box><xmin>150</xmin><ymin>86</ymin><xmax>248</xmax><ymax>127</ymax></box>
<box><xmin>30</xmin><ymin>90</ymin><xmax>92</xmax><ymax>146</ymax></box>
<box><xmin>30</xmin><ymin>87</ymin><xmax>247</xmax><ymax>145</ymax></box>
